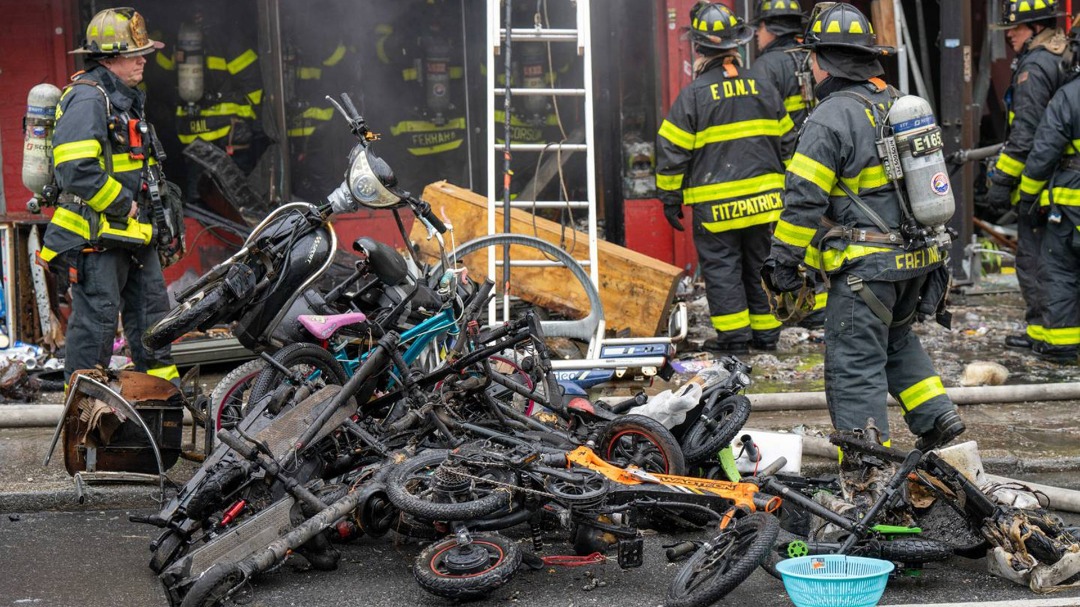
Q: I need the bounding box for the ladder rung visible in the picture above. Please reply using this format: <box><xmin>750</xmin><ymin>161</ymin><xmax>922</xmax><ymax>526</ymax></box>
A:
<box><xmin>495</xmin><ymin>259</ymin><xmax>591</xmax><ymax>268</ymax></box>
<box><xmin>495</xmin><ymin>88</ymin><xmax>586</xmax><ymax>97</ymax></box>
<box><xmin>495</xmin><ymin>143</ymin><xmax>588</xmax><ymax>152</ymax></box>
<box><xmin>500</xmin><ymin>28</ymin><xmax>579</xmax><ymax>42</ymax></box>
<box><xmin>507</xmin><ymin>200</ymin><xmax>590</xmax><ymax>209</ymax></box>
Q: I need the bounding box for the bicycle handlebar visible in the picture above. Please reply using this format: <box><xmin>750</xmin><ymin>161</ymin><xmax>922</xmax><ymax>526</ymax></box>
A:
<box><xmin>757</xmin><ymin>457</ymin><xmax>786</xmax><ymax>478</ymax></box>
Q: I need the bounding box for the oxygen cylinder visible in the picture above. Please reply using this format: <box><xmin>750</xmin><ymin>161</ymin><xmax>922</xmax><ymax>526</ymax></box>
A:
<box><xmin>22</xmin><ymin>83</ymin><xmax>62</xmax><ymax>212</ymax></box>
<box><xmin>889</xmin><ymin>95</ymin><xmax>955</xmax><ymax>227</ymax></box>
<box><xmin>422</xmin><ymin>34</ymin><xmax>451</xmax><ymax>126</ymax></box>
<box><xmin>518</xmin><ymin>43</ymin><xmax>549</xmax><ymax>120</ymax></box>
<box><xmin>176</xmin><ymin>21</ymin><xmax>204</xmax><ymax>104</ymax></box>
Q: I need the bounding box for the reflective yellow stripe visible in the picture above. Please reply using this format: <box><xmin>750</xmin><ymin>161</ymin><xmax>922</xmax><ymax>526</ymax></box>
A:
<box><xmin>98</xmin><ymin>217</ymin><xmax>153</xmax><ymax>245</ymax></box>
<box><xmin>750</xmin><ymin>313</ymin><xmax>782</xmax><ymax>331</ymax></box>
<box><xmin>178</xmin><ymin>124</ymin><xmax>232</xmax><ymax>143</ymax></box>
<box><xmin>1020</xmin><ymin>175</ymin><xmax>1047</xmax><ymax>196</ymax></box>
<box><xmin>408</xmin><ymin>139</ymin><xmax>464</xmax><ymax>156</ymax></box>
<box><xmin>1067</xmin><ymin>139</ymin><xmax>1080</xmax><ymax>155</ymax></box>
<box><xmin>288</xmin><ymin>126</ymin><xmax>316</xmax><ymax>138</ymax></box>
<box><xmin>402</xmin><ymin>67</ymin><xmax>419</xmax><ymax>81</ymax></box>
<box><xmin>831</xmin><ymin>165</ymin><xmax>890</xmax><ymax>195</ymax></box>
<box><xmin>656</xmin><ymin>173</ymin><xmax>684</xmax><ymax>191</ymax></box>
<box><xmin>683</xmin><ymin>173</ymin><xmax>785</xmax><ymax>204</ymax></box>
<box><xmin>206</xmin><ymin>56</ymin><xmax>227</xmax><ymax>71</ymax></box>
<box><xmin>450</xmin><ymin>66</ymin><xmax>464</xmax><ymax>79</ymax></box>
<box><xmin>712</xmin><ymin>310</ymin><xmax>750</xmax><ymax>331</ymax></box>
<box><xmin>227</xmin><ymin>49</ymin><xmax>257</xmax><ymax>75</ymax></box>
<box><xmin>156</xmin><ymin>53</ymin><xmax>175</xmax><ymax>71</ymax></box>
<box><xmin>147</xmin><ymin>365</ymin><xmax>180</xmax><ymax>381</ymax></box>
<box><xmin>996</xmin><ymin>152</ymin><xmax>1025</xmax><ymax>178</ymax></box>
<box><xmin>51</xmin><ymin>207</ymin><xmax>91</xmax><ymax>239</ymax></box>
<box><xmin>390</xmin><ymin>117</ymin><xmax>467</xmax><ymax>135</ymax></box>
<box><xmin>301</xmin><ymin>107</ymin><xmax>336</xmax><ymax>121</ymax></box>
<box><xmin>694</xmin><ymin>118</ymin><xmax>790</xmax><ymax>148</ymax></box>
<box><xmin>85</xmin><ymin>176</ymin><xmax>123</xmax><ymax>212</ymax></box>
<box><xmin>898</xmin><ymin>376</ymin><xmax>945</xmax><ymax>412</ymax></box>
<box><xmin>813</xmin><ymin>291</ymin><xmax>828</xmax><ymax>310</ymax></box>
<box><xmin>788</xmin><ymin>153</ymin><xmax>836</xmax><ymax>194</ymax></box>
<box><xmin>105</xmin><ymin>154</ymin><xmax>156</xmax><ymax>173</ymax></box>
<box><xmin>774</xmin><ymin>219</ymin><xmax>817</xmax><ymax>248</ymax></box>
<box><xmin>54</xmin><ymin>140</ymin><xmax>102</xmax><ymax>165</ymax></box>
<box><xmin>702</xmin><ymin>208</ymin><xmax>781</xmax><ymax>232</ymax></box>
<box><xmin>39</xmin><ymin>246</ymin><xmax>59</xmax><ymax>263</ymax></box>
<box><xmin>784</xmin><ymin>95</ymin><xmax>806</xmax><ymax>113</ymax></box>
<box><xmin>804</xmin><ymin>243</ymin><xmax>894</xmax><ymax>272</ymax></box>
<box><xmin>1027</xmin><ymin>325</ymin><xmax>1046</xmax><ymax>342</ymax></box>
<box><xmin>494</xmin><ymin>111</ymin><xmax>559</xmax><ymax>127</ymax></box>
<box><xmin>779</xmin><ymin>114</ymin><xmax>794</xmax><ymax>135</ymax></box>
<box><xmin>1043</xmin><ymin>327</ymin><xmax>1080</xmax><ymax>346</ymax></box>
<box><xmin>177</xmin><ymin>103</ymin><xmax>256</xmax><ymax>119</ymax></box>
<box><xmin>249</xmin><ymin>90</ymin><xmax>263</xmax><ymax>105</ymax></box>
<box><xmin>658</xmin><ymin>119</ymin><xmax>695</xmax><ymax>150</ymax></box>
<box><xmin>324</xmin><ymin>44</ymin><xmax>346</xmax><ymax>66</ymax></box>
<box><xmin>299</xmin><ymin>66</ymin><xmax>323</xmax><ymax>80</ymax></box>
<box><xmin>1046</xmin><ymin>187</ymin><xmax>1080</xmax><ymax>206</ymax></box>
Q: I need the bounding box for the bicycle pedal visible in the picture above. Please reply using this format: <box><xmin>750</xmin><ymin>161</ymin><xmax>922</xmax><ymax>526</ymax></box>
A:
<box><xmin>617</xmin><ymin>537</ymin><xmax>644</xmax><ymax>568</ymax></box>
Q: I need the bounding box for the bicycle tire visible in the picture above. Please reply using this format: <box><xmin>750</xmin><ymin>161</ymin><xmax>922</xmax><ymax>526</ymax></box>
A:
<box><xmin>149</xmin><ymin>528</ymin><xmax>185</xmax><ymax>574</ymax></box>
<box><xmin>387</xmin><ymin>450</ymin><xmax>512</xmax><ymax>522</ymax></box>
<box><xmin>209</xmin><ymin>359</ymin><xmax>266</xmax><ymax>431</ymax></box>
<box><xmin>184</xmin><ymin>464</ymin><xmax>247</xmax><ymax>522</ymax></box>
<box><xmin>667</xmin><ymin>512</ymin><xmax>779</xmax><ymax>607</ymax></box>
<box><xmin>248</xmin><ymin>343</ymin><xmax>348</xmax><ymax>405</ymax></box>
<box><xmin>180</xmin><ymin>561</ymin><xmax>246</xmax><ymax>607</ymax></box>
<box><xmin>143</xmin><ymin>283</ymin><xmax>228</xmax><ymax>351</ymax></box>
<box><xmin>414</xmin><ymin>534</ymin><xmax>521</xmax><ymax>600</ymax></box>
<box><xmin>761</xmin><ymin>528</ymin><xmax>803</xmax><ymax>580</ymax></box>
<box><xmin>596</xmin><ymin>414</ymin><xmax>687</xmax><ymax>476</ymax></box>
<box><xmin>679</xmin><ymin>395</ymin><xmax>752</xmax><ymax>465</ymax></box>
<box><xmin>870</xmin><ymin>537</ymin><xmax>954</xmax><ymax>563</ymax></box>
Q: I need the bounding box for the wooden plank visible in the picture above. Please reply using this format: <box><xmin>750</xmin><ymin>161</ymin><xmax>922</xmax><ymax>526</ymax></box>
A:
<box><xmin>413</xmin><ymin>182</ymin><xmax>684</xmax><ymax>337</ymax></box>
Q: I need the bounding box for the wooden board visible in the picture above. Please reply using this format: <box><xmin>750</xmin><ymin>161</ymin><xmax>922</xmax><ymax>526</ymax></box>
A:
<box><xmin>413</xmin><ymin>182</ymin><xmax>685</xmax><ymax>337</ymax></box>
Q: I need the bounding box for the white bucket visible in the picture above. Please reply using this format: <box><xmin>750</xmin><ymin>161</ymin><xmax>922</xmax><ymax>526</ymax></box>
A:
<box><xmin>934</xmin><ymin>440</ymin><xmax>986</xmax><ymax>485</ymax></box>
<box><xmin>734</xmin><ymin>430</ymin><xmax>803</xmax><ymax>475</ymax></box>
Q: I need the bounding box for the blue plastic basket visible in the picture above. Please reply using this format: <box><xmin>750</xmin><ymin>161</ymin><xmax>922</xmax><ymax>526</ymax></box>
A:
<box><xmin>775</xmin><ymin>555</ymin><xmax>894</xmax><ymax>607</ymax></box>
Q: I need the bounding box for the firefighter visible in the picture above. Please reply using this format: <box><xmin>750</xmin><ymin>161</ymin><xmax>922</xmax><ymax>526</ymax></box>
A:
<box><xmin>40</xmin><ymin>8</ymin><xmax>179</xmax><ymax>386</ymax></box>
<box><xmin>764</xmin><ymin>3</ymin><xmax>963</xmax><ymax>449</ymax></box>
<box><xmin>1018</xmin><ymin>15</ymin><xmax>1080</xmax><ymax>365</ymax></box>
<box><xmin>749</xmin><ymin>0</ymin><xmax>812</xmax><ymax>131</ymax></box>
<box><xmin>748</xmin><ymin>0</ymin><xmax>828</xmax><ymax>330</ymax></box>
<box><xmin>657</xmin><ymin>2</ymin><xmax>795</xmax><ymax>355</ymax></box>
<box><xmin>169</xmin><ymin>3</ymin><xmax>264</xmax><ymax>202</ymax></box>
<box><xmin>986</xmin><ymin>0</ymin><xmax>1068</xmax><ymax>353</ymax></box>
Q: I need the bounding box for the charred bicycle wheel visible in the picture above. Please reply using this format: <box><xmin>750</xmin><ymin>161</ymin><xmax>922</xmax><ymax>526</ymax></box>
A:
<box><xmin>667</xmin><ymin>512</ymin><xmax>779</xmax><ymax>607</ymax></box>
<box><xmin>679</xmin><ymin>395</ymin><xmax>752</xmax><ymax>465</ymax></box>
<box><xmin>144</xmin><ymin>283</ymin><xmax>228</xmax><ymax>351</ymax></box>
<box><xmin>597</xmin><ymin>414</ymin><xmax>687</xmax><ymax>476</ymax></box>
<box><xmin>387</xmin><ymin>450</ymin><xmax>513</xmax><ymax>522</ymax></box>
<box><xmin>414</xmin><ymin>533</ymin><xmax>521</xmax><ymax>600</ymax></box>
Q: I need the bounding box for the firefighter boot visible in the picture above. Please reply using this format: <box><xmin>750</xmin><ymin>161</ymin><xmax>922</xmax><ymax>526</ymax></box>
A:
<box><xmin>702</xmin><ymin>333</ymin><xmax>749</xmax><ymax>356</ymax></box>
<box><xmin>915</xmin><ymin>410</ymin><xmax>966</xmax><ymax>452</ymax></box>
<box><xmin>1004</xmin><ymin>334</ymin><xmax>1034</xmax><ymax>349</ymax></box>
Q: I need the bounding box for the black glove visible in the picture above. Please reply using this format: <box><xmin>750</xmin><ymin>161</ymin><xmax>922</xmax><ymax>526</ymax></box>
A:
<box><xmin>985</xmin><ymin>179</ymin><xmax>1014</xmax><ymax>219</ymax></box>
<box><xmin>664</xmin><ymin>203</ymin><xmax>685</xmax><ymax>232</ymax></box>
<box><xmin>762</xmin><ymin>259</ymin><xmax>804</xmax><ymax>293</ymax></box>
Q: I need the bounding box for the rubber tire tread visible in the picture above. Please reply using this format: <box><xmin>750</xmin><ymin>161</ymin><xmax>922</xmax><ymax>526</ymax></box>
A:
<box><xmin>180</xmin><ymin>561</ymin><xmax>245</xmax><ymax>607</ymax></box>
<box><xmin>413</xmin><ymin>534</ymin><xmax>521</xmax><ymax>600</ymax></box>
<box><xmin>149</xmin><ymin>528</ymin><xmax>184</xmax><ymax>574</ymax></box>
<box><xmin>761</xmin><ymin>528</ymin><xmax>800</xmax><ymax>580</ymax></box>
<box><xmin>872</xmin><ymin>537</ymin><xmax>954</xmax><ymax>563</ymax></box>
<box><xmin>387</xmin><ymin>450</ymin><xmax>512</xmax><ymax>521</ymax></box>
<box><xmin>185</xmin><ymin>464</ymin><xmax>246</xmax><ymax>522</ymax></box>
<box><xmin>679</xmin><ymin>395</ymin><xmax>752</xmax><ymax>465</ymax></box>
<box><xmin>209</xmin><ymin>359</ymin><xmax>267</xmax><ymax>431</ymax></box>
<box><xmin>597</xmin><ymin>414</ymin><xmax>687</xmax><ymax>476</ymax></box>
<box><xmin>143</xmin><ymin>284</ymin><xmax>227</xmax><ymax>351</ymax></box>
<box><xmin>248</xmin><ymin>343</ymin><xmax>348</xmax><ymax>405</ymax></box>
<box><xmin>667</xmin><ymin>512</ymin><xmax>780</xmax><ymax>607</ymax></box>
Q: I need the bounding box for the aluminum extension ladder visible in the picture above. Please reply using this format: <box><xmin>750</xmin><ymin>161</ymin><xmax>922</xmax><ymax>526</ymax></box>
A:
<box><xmin>484</xmin><ymin>0</ymin><xmax>686</xmax><ymax>374</ymax></box>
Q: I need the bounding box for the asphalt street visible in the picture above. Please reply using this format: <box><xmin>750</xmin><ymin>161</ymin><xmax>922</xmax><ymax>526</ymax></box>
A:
<box><xmin>3</xmin><ymin>508</ymin><xmax>1080</xmax><ymax>607</ymax></box>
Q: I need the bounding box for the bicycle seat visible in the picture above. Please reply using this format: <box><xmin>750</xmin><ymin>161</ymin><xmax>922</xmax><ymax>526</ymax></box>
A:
<box><xmin>354</xmin><ymin>237</ymin><xmax>408</xmax><ymax>286</ymax></box>
<box><xmin>298</xmin><ymin>312</ymin><xmax>369</xmax><ymax>340</ymax></box>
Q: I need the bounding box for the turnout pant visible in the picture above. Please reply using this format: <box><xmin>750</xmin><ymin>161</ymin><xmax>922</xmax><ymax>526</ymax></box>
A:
<box><xmin>64</xmin><ymin>246</ymin><xmax>177</xmax><ymax>385</ymax></box>
<box><xmin>693</xmin><ymin>222</ymin><xmax>780</xmax><ymax>347</ymax></box>
<box><xmin>823</xmin><ymin>273</ymin><xmax>953</xmax><ymax>442</ymax></box>
<box><xmin>1040</xmin><ymin>218</ymin><xmax>1080</xmax><ymax>358</ymax></box>
<box><xmin>1015</xmin><ymin>210</ymin><xmax>1047</xmax><ymax>343</ymax></box>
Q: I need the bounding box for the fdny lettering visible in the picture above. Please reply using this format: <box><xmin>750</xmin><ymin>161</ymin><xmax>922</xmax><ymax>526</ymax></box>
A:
<box><xmin>894</xmin><ymin>247</ymin><xmax>941</xmax><ymax>270</ymax></box>
<box><xmin>711</xmin><ymin>191</ymin><xmax>783</xmax><ymax>222</ymax></box>
<box><xmin>411</xmin><ymin>130</ymin><xmax>462</xmax><ymax>147</ymax></box>
<box><xmin>710</xmin><ymin>79</ymin><xmax>760</xmax><ymax>100</ymax></box>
